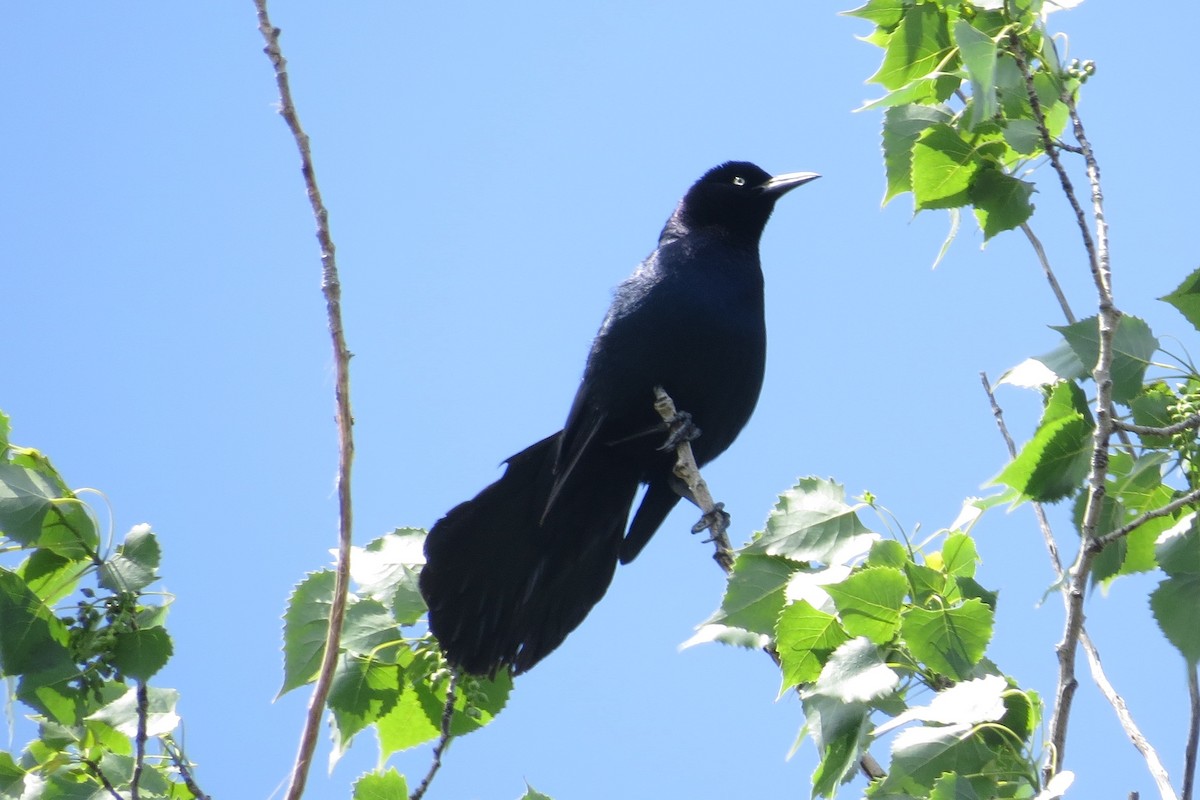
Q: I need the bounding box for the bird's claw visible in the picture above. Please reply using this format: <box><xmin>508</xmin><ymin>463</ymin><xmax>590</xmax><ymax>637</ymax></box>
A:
<box><xmin>691</xmin><ymin>502</ymin><xmax>729</xmax><ymax>537</ymax></box>
<box><xmin>657</xmin><ymin>410</ymin><xmax>701</xmax><ymax>452</ymax></box>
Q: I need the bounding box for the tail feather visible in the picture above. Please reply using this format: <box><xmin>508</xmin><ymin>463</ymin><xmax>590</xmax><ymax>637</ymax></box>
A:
<box><xmin>420</xmin><ymin>433</ymin><xmax>641</xmax><ymax>675</ymax></box>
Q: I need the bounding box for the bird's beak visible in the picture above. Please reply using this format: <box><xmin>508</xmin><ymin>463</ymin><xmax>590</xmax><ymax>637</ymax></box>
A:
<box><xmin>758</xmin><ymin>171</ymin><xmax>821</xmax><ymax>197</ymax></box>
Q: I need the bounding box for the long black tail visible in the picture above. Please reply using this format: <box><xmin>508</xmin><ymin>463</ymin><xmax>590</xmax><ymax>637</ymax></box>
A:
<box><xmin>419</xmin><ymin>433</ymin><xmax>641</xmax><ymax>675</ymax></box>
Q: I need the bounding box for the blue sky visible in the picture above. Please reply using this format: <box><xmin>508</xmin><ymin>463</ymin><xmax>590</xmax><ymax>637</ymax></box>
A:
<box><xmin>3</xmin><ymin>2</ymin><xmax>1197</xmax><ymax>798</ymax></box>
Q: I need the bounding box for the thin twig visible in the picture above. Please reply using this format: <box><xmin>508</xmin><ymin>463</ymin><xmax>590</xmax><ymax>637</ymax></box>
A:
<box><xmin>1113</xmin><ymin>415</ymin><xmax>1200</xmax><ymax>438</ymax></box>
<box><xmin>410</xmin><ymin>671</ymin><xmax>460</xmax><ymax>800</ymax></box>
<box><xmin>652</xmin><ymin>387</ymin><xmax>734</xmax><ymax>572</ymax></box>
<box><xmin>1021</xmin><ymin>223</ymin><xmax>1077</xmax><ymax>325</ymax></box>
<box><xmin>81</xmin><ymin>757</ymin><xmax>125</xmax><ymax>800</ymax></box>
<box><xmin>253</xmin><ymin>5</ymin><xmax>358</xmax><ymax>799</ymax></box>
<box><xmin>1080</xmin><ymin>629</ymin><xmax>1179</xmax><ymax>800</ymax></box>
<box><xmin>132</xmin><ymin>681</ymin><xmax>148</xmax><ymax>800</ymax></box>
<box><xmin>1185</xmin><ymin>659</ymin><xmax>1200</xmax><ymax>800</ymax></box>
<box><xmin>1091</xmin><ymin>484</ymin><xmax>1200</xmax><ymax>552</ymax></box>
<box><xmin>163</xmin><ymin>735</ymin><xmax>211</xmax><ymax>800</ymax></box>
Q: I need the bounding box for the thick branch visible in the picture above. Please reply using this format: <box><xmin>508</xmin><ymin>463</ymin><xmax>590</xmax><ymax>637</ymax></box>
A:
<box><xmin>253</xmin><ymin>5</ymin><xmax>358</xmax><ymax>799</ymax></box>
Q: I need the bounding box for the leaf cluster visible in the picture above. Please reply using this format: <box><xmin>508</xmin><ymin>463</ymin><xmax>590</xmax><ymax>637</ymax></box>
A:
<box><xmin>851</xmin><ymin>0</ymin><xmax>1086</xmax><ymax>243</ymax></box>
<box><xmin>0</xmin><ymin>410</ymin><xmax>199</xmax><ymax>799</ymax></box>
<box><xmin>692</xmin><ymin>477</ymin><xmax>1041</xmax><ymax>798</ymax></box>
<box><xmin>280</xmin><ymin>528</ymin><xmax>513</xmax><ymax>797</ymax></box>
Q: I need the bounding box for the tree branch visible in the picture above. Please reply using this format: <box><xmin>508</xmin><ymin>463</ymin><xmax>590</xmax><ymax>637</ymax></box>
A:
<box><xmin>252</xmin><ymin>5</ymin><xmax>358</xmax><ymax>799</ymax></box>
<box><xmin>1186</xmin><ymin>663</ymin><xmax>1200</xmax><ymax>800</ymax></box>
<box><xmin>132</xmin><ymin>681</ymin><xmax>148</xmax><ymax>800</ymax></box>
<box><xmin>1091</xmin><ymin>485</ymin><xmax>1200</xmax><ymax>552</ymax></box>
<box><xmin>1080</xmin><ymin>629</ymin><xmax>1179</xmax><ymax>800</ymax></box>
<box><xmin>1112</xmin><ymin>415</ymin><xmax>1200</xmax><ymax>438</ymax></box>
<box><xmin>1021</xmin><ymin>223</ymin><xmax>1077</xmax><ymax>326</ymax></box>
<box><xmin>409</xmin><ymin>671</ymin><xmax>459</xmax><ymax>800</ymax></box>
<box><xmin>162</xmin><ymin>735</ymin><xmax>211</xmax><ymax>800</ymax></box>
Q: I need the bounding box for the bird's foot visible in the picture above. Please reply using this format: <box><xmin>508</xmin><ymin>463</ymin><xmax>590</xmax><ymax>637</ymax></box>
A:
<box><xmin>657</xmin><ymin>410</ymin><xmax>701</xmax><ymax>452</ymax></box>
<box><xmin>691</xmin><ymin>502</ymin><xmax>729</xmax><ymax>537</ymax></box>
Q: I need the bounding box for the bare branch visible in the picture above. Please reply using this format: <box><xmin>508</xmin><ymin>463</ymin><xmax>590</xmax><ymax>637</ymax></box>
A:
<box><xmin>410</xmin><ymin>671</ymin><xmax>460</xmax><ymax>800</ymax></box>
<box><xmin>252</xmin><ymin>4</ymin><xmax>358</xmax><ymax>798</ymax></box>
<box><xmin>1113</xmin><ymin>415</ymin><xmax>1200</xmax><ymax>438</ymax></box>
<box><xmin>1021</xmin><ymin>223</ymin><xmax>1077</xmax><ymax>325</ymax></box>
<box><xmin>132</xmin><ymin>682</ymin><xmax>148</xmax><ymax>800</ymax></box>
<box><xmin>81</xmin><ymin>757</ymin><xmax>125</xmax><ymax>800</ymax></box>
<box><xmin>1080</xmin><ymin>629</ymin><xmax>1179</xmax><ymax>800</ymax></box>
<box><xmin>162</xmin><ymin>735</ymin><xmax>211</xmax><ymax>800</ymax></box>
<box><xmin>1091</xmin><ymin>484</ymin><xmax>1200</xmax><ymax>552</ymax></box>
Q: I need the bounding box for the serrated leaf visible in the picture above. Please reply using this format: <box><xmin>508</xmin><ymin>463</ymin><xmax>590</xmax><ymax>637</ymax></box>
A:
<box><xmin>901</xmin><ymin>599</ymin><xmax>994</xmax><ymax>681</ymax></box>
<box><xmin>880</xmin><ymin>723</ymin><xmax>993</xmax><ymax>794</ymax></box>
<box><xmin>744</xmin><ymin>477</ymin><xmax>876</xmax><ymax>565</ymax></box>
<box><xmin>280</xmin><ymin>570</ymin><xmax>335</xmax><ymax>696</ymax></box>
<box><xmin>970</xmin><ymin>169</ymin><xmax>1034</xmax><ymax>239</ymax></box>
<box><xmin>875</xmin><ymin>675</ymin><xmax>1007</xmax><ymax>736</ymax></box>
<box><xmin>842</xmin><ymin>0</ymin><xmax>905</xmax><ymax>27</ymax></box>
<box><xmin>806</xmin><ymin>637</ymin><xmax>899</xmax><ymax>704</ymax></box>
<box><xmin>869</xmin><ymin>3</ymin><xmax>956</xmax><ymax>91</ymax></box>
<box><xmin>1157</xmin><ymin>514</ymin><xmax>1200</xmax><ymax>578</ymax></box>
<box><xmin>100</xmin><ymin>525</ymin><xmax>161</xmax><ymax>592</ymax></box>
<box><xmin>1131</xmin><ymin>383</ymin><xmax>1176</xmax><ymax>448</ymax></box>
<box><xmin>1160</xmin><ymin>265</ymin><xmax>1200</xmax><ymax>334</ymax></box>
<box><xmin>342</xmin><ymin>598</ymin><xmax>402</xmax><ymax>661</ymax></box>
<box><xmin>993</xmin><ymin>382</ymin><xmax>1093</xmax><ymax>503</ymax></box>
<box><xmin>16</xmin><ymin>548</ymin><xmax>87</xmax><ymax>606</ymax></box>
<box><xmin>882</xmin><ymin>104</ymin><xmax>953</xmax><ymax>203</ymax></box>
<box><xmin>329</xmin><ymin>654</ymin><xmax>402</xmax><ymax>763</ymax></box>
<box><xmin>111</xmin><ymin>627</ymin><xmax>172</xmax><ymax>681</ymax></box>
<box><xmin>931</xmin><ymin>772</ymin><xmax>983</xmax><ymax>800</ymax></box>
<box><xmin>1052</xmin><ymin>315</ymin><xmax>1160</xmax><ymax>405</ymax></box>
<box><xmin>0</xmin><ymin>464</ymin><xmax>70</xmax><ymax>546</ymax></box>
<box><xmin>351</xmin><ymin>528</ymin><xmax>427</xmax><ymax>626</ymax></box>
<box><xmin>1003</xmin><ymin>118</ymin><xmax>1044</xmax><ymax>155</ymax></box>
<box><xmin>776</xmin><ymin>600</ymin><xmax>851</xmax><ymax>693</ymax></box>
<box><xmin>518</xmin><ymin>783</ymin><xmax>555</xmax><ymax>800</ymax></box>
<box><xmin>941</xmin><ymin>533</ymin><xmax>978</xmax><ymax>578</ymax></box>
<box><xmin>352</xmin><ymin>768</ymin><xmax>408</xmax><ymax>800</ymax></box>
<box><xmin>824</xmin><ymin>567</ymin><xmax>907</xmax><ymax>644</ymax></box>
<box><xmin>800</xmin><ymin>693</ymin><xmax>871</xmax><ymax>799</ymax></box>
<box><xmin>87</xmin><ymin>686</ymin><xmax>180</xmax><ymax>737</ymax></box>
<box><xmin>954</xmin><ymin>20</ymin><xmax>999</xmax><ymax>129</ymax></box>
<box><xmin>868</xmin><ymin>539</ymin><xmax>909</xmax><ymax>569</ymax></box>
<box><xmin>0</xmin><ymin>568</ymin><xmax>73</xmax><ymax>677</ymax></box>
<box><xmin>911</xmin><ymin>124</ymin><xmax>989</xmax><ymax>210</ymax></box>
<box><xmin>1150</xmin><ymin>575</ymin><xmax>1200</xmax><ymax>664</ymax></box>
<box><xmin>696</xmin><ymin>553</ymin><xmax>794</xmax><ymax>637</ymax></box>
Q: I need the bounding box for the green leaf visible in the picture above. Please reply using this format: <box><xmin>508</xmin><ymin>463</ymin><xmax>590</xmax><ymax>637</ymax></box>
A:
<box><xmin>87</xmin><ymin>686</ymin><xmax>180</xmax><ymax>737</ymax></box>
<box><xmin>941</xmin><ymin>533</ymin><xmax>977</xmax><ymax>578</ymax></box>
<box><xmin>518</xmin><ymin>783</ymin><xmax>555</xmax><ymax>800</ymax></box>
<box><xmin>1157</xmin><ymin>514</ymin><xmax>1200</xmax><ymax>578</ymax></box>
<box><xmin>800</xmin><ymin>694</ymin><xmax>870</xmax><ymax>799</ymax></box>
<box><xmin>825</xmin><ymin>567</ymin><xmax>908</xmax><ymax>644</ymax></box>
<box><xmin>1131</xmin><ymin>383</ymin><xmax>1176</xmax><ymax>448</ymax></box>
<box><xmin>16</xmin><ymin>548</ymin><xmax>87</xmax><ymax>605</ymax></box>
<box><xmin>874</xmin><ymin>674</ymin><xmax>1007</xmax><ymax>735</ymax></box>
<box><xmin>911</xmin><ymin>124</ymin><xmax>993</xmax><ymax>210</ymax></box>
<box><xmin>879</xmin><ymin>723</ymin><xmax>993</xmax><ymax>795</ymax></box>
<box><xmin>882</xmin><ymin>104</ymin><xmax>953</xmax><ymax>204</ymax></box>
<box><xmin>776</xmin><ymin>600</ymin><xmax>851</xmax><ymax>693</ymax></box>
<box><xmin>807</xmin><ymin>637</ymin><xmax>899</xmax><ymax>705</ymax></box>
<box><xmin>993</xmin><ymin>381</ymin><xmax>1093</xmax><ymax>503</ymax></box>
<box><xmin>329</xmin><ymin>655</ymin><xmax>402</xmax><ymax>761</ymax></box>
<box><xmin>744</xmin><ymin>477</ymin><xmax>876</xmax><ymax>565</ymax></box>
<box><xmin>0</xmin><ymin>464</ymin><xmax>71</xmax><ymax>546</ymax></box>
<box><xmin>930</xmin><ymin>772</ymin><xmax>983</xmax><ymax>800</ymax></box>
<box><xmin>1052</xmin><ymin>315</ymin><xmax>1160</xmax><ymax>405</ymax></box>
<box><xmin>1160</xmin><ymin>265</ymin><xmax>1200</xmax><ymax>334</ymax></box>
<box><xmin>1150</xmin><ymin>575</ymin><xmax>1200</xmax><ymax>664</ymax></box>
<box><xmin>0</xmin><ymin>568</ymin><xmax>73</xmax><ymax>677</ymax></box>
<box><xmin>692</xmin><ymin>553</ymin><xmax>794</xmax><ymax>640</ymax></box>
<box><xmin>970</xmin><ymin>169</ymin><xmax>1034</xmax><ymax>239</ymax></box>
<box><xmin>280</xmin><ymin>570</ymin><xmax>335</xmax><ymax>696</ymax></box>
<box><xmin>99</xmin><ymin>525</ymin><xmax>161</xmax><ymax>592</ymax></box>
<box><xmin>867</xmin><ymin>539</ymin><xmax>909</xmax><ymax>569</ymax></box>
<box><xmin>353</xmin><ymin>769</ymin><xmax>408</xmax><ymax>800</ymax></box>
<box><xmin>901</xmin><ymin>598</ymin><xmax>994</xmax><ymax>681</ymax></box>
<box><xmin>111</xmin><ymin>627</ymin><xmax>173</xmax><ymax>681</ymax></box>
<box><xmin>842</xmin><ymin>0</ymin><xmax>906</xmax><ymax>28</ymax></box>
<box><xmin>954</xmin><ymin>20</ymin><xmax>999</xmax><ymax>129</ymax></box>
<box><xmin>1002</xmin><ymin>118</ymin><xmax>1044</xmax><ymax>155</ymax></box>
<box><xmin>869</xmin><ymin>3</ymin><xmax>956</xmax><ymax>91</ymax></box>
<box><xmin>342</xmin><ymin>598</ymin><xmax>402</xmax><ymax>661</ymax></box>
<box><xmin>351</xmin><ymin>528</ymin><xmax>428</xmax><ymax>627</ymax></box>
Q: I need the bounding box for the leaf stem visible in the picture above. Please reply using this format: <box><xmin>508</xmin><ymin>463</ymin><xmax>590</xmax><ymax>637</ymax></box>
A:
<box><xmin>252</xmin><ymin>5</ymin><xmax>358</xmax><ymax>799</ymax></box>
<box><xmin>410</xmin><ymin>671</ymin><xmax>459</xmax><ymax>800</ymax></box>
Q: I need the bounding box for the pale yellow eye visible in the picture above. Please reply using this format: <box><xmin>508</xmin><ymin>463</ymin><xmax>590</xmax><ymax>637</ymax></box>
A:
<box><xmin>732</xmin><ymin>176</ymin><xmax>746</xmax><ymax>186</ymax></box>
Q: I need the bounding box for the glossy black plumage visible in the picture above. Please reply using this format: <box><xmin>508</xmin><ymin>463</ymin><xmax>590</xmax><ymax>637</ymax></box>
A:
<box><xmin>419</xmin><ymin>162</ymin><xmax>818</xmax><ymax>675</ymax></box>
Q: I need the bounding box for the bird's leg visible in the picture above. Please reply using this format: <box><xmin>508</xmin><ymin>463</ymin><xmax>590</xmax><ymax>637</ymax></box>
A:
<box><xmin>656</xmin><ymin>409</ymin><xmax>702</xmax><ymax>452</ymax></box>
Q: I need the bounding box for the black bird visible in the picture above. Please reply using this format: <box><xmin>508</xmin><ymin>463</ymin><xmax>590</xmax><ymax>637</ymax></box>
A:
<box><xmin>419</xmin><ymin>162</ymin><xmax>818</xmax><ymax>675</ymax></box>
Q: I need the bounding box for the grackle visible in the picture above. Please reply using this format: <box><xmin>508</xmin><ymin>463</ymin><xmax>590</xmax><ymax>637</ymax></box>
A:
<box><xmin>419</xmin><ymin>162</ymin><xmax>818</xmax><ymax>675</ymax></box>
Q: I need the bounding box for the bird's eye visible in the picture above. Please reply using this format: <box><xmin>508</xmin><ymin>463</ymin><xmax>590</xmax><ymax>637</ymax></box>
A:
<box><xmin>732</xmin><ymin>176</ymin><xmax>746</xmax><ymax>186</ymax></box>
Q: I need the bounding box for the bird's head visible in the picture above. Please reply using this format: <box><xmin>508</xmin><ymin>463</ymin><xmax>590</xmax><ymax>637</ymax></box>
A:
<box><xmin>662</xmin><ymin>161</ymin><xmax>820</xmax><ymax>245</ymax></box>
